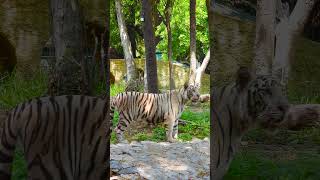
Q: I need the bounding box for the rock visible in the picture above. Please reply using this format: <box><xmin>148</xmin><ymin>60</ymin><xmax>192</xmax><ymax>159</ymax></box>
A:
<box><xmin>111</xmin><ymin>139</ymin><xmax>210</xmax><ymax>179</ymax></box>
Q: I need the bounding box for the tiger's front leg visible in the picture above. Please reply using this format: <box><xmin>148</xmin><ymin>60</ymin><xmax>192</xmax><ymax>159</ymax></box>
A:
<box><xmin>164</xmin><ymin>114</ymin><xmax>177</xmax><ymax>143</ymax></box>
<box><xmin>172</xmin><ymin>119</ymin><xmax>179</xmax><ymax>139</ymax></box>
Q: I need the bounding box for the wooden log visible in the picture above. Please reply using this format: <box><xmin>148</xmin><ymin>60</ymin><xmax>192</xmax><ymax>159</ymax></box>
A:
<box><xmin>280</xmin><ymin>104</ymin><xmax>320</xmax><ymax>130</ymax></box>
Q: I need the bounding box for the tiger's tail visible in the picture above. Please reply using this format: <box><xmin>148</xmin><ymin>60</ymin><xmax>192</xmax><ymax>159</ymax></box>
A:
<box><xmin>0</xmin><ymin>110</ymin><xmax>17</xmax><ymax>180</ymax></box>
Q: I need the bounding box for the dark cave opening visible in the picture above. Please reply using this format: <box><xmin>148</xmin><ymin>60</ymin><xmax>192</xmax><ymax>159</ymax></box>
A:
<box><xmin>0</xmin><ymin>33</ymin><xmax>17</xmax><ymax>74</ymax></box>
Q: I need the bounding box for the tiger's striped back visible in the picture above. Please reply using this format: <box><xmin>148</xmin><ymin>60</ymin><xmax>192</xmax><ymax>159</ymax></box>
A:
<box><xmin>0</xmin><ymin>95</ymin><xmax>109</xmax><ymax>180</ymax></box>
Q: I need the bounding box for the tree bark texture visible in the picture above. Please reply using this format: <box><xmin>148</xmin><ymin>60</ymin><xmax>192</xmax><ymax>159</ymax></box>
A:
<box><xmin>207</xmin><ymin>0</ymin><xmax>220</xmax><ymax>179</ymax></box>
<box><xmin>254</xmin><ymin>0</ymin><xmax>276</xmax><ymax>76</ymax></box>
<box><xmin>115</xmin><ymin>0</ymin><xmax>137</xmax><ymax>81</ymax></box>
<box><xmin>164</xmin><ymin>0</ymin><xmax>175</xmax><ymax>90</ymax></box>
<box><xmin>189</xmin><ymin>0</ymin><xmax>197</xmax><ymax>84</ymax></box>
<box><xmin>103</xmin><ymin>0</ymin><xmax>111</xmax><ymax>177</ymax></box>
<box><xmin>48</xmin><ymin>0</ymin><xmax>91</xmax><ymax>95</ymax></box>
<box><xmin>142</xmin><ymin>0</ymin><xmax>159</xmax><ymax>93</ymax></box>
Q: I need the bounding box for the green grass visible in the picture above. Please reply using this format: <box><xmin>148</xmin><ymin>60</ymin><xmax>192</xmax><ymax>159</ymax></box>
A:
<box><xmin>243</xmin><ymin>128</ymin><xmax>320</xmax><ymax>146</ymax></box>
<box><xmin>226</xmin><ymin>151</ymin><xmax>320</xmax><ymax>180</ymax></box>
<box><xmin>0</xmin><ymin>70</ymin><xmax>47</xmax><ymax>109</ymax></box>
<box><xmin>110</xmin><ymin>107</ymin><xmax>210</xmax><ymax>144</ymax></box>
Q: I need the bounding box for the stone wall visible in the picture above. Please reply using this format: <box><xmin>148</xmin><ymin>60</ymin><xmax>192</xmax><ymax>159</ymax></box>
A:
<box><xmin>0</xmin><ymin>0</ymin><xmax>106</xmax><ymax>74</ymax></box>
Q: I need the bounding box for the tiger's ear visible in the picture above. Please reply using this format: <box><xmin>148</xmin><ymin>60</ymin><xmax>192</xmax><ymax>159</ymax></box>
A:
<box><xmin>236</xmin><ymin>66</ymin><xmax>251</xmax><ymax>91</ymax></box>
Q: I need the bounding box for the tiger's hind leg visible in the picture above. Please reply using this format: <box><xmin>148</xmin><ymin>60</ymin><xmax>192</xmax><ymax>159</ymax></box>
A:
<box><xmin>114</xmin><ymin>113</ymin><xmax>130</xmax><ymax>143</ymax></box>
<box><xmin>164</xmin><ymin>114</ymin><xmax>177</xmax><ymax>143</ymax></box>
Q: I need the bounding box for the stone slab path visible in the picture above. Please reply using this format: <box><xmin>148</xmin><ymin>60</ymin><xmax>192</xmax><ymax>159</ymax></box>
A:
<box><xmin>110</xmin><ymin>138</ymin><xmax>210</xmax><ymax>180</ymax></box>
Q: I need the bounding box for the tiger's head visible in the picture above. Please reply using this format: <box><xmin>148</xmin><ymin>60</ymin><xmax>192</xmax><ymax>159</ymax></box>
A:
<box><xmin>182</xmin><ymin>82</ymin><xmax>200</xmax><ymax>102</ymax></box>
<box><xmin>236</xmin><ymin>67</ymin><xmax>289</xmax><ymax>131</ymax></box>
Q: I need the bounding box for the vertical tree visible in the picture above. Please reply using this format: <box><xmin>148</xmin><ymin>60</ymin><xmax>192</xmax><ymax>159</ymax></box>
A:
<box><xmin>189</xmin><ymin>0</ymin><xmax>210</xmax><ymax>87</ymax></box>
<box><xmin>254</xmin><ymin>0</ymin><xmax>276</xmax><ymax>76</ymax></box>
<box><xmin>207</xmin><ymin>0</ymin><xmax>218</xmax><ymax>179</ymax></box>
<box><xmin>103</xmin><ymin>0</ymin><xmax>111</xmax><ymax>177</ymax></box>
<box><xmin>163</xmin><ymin>0</ymin><xmax>175</xmax><ymax>89</ymax></box>
<box><xmin>142</xmin><ymin>0</ymin><xmax>159</xmax><ymax>93</ymax></box>
<box><xmin>115</xmin><ymin>0</ymin><xmax>137</xmax><ymax>82</ymax></box>
<box><xmin>48</xmin><ymin>0</ymin><xmax>91</xmax><ymax>95</ymax></box>
<box><xmin>189</xmin><ymin>0</ymin><xmax>197</xmax><ymax>84</ymax></box>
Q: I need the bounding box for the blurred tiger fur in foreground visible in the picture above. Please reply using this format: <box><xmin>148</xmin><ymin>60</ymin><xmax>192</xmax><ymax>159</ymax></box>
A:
<box><xmin>0</xmin><ymin>95</ymin><xmax>110</xmax><ymax>180</ymax></box>
<box><xmin>110</xmin><ymin>83</ymin><xmax>200</xmax><ymax>143</ymax></box>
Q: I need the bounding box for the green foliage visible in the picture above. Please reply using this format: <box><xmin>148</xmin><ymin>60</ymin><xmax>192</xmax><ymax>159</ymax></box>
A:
<box><xmin>156</xmin><ymin>0</ymin><xmax>209</xmax><ymax>62</ymax></box>
<box><xmin>109</xmin><ymin>0</ymin><xmax>209</xmax><ymax>62</ymax></box>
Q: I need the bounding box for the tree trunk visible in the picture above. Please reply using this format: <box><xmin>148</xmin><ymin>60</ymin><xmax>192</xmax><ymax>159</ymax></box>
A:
<box><xmin>103</xmin><ymin>0</ymin><xmax>111</xmax><ymax>177</ymax></box>
<box><xmin>207</xmin><ymin>0</ymin><xmax>229</xmax><ymax>179</ymax></box>
<box><xmin>92</xmin><ymin>29</ymin><xmax>104</xmax><ymax>82</ymax></box>
<box><xmin>48</xmin><ymin>0</ymin><xmax>91</xmax><ymax>95</ymax></box>
<box><xmin>189</xmin><ymin>0</ymin><xmax>197</xmax><ymax>84</ymax></box>
<box><xmin>165</xmin><ymin>0</ymin><xmax>175</xmax><ymax>90</ymax></box>
<box><xmin>142</xmin><ymin>0</ymin><xmax>159</xmax><ymax>93</ymax></box>
<box><xmin>115</xmin><ymin>0</ymin><xmax>136</xmax><ymax>82</ymax></box>
<box><xmin>195</xmin><ymin>50</ymin><xmax>210</xmax><ymax>87</ymax></box>
<box><xmin>254</xmin><ymin>0</ymin><xmax>276</xmax><ymax>76</ymax></box>
<box><xmin>127</xmin><ymin>4</ymin><xmax>137</xmax><ymax>58</ymax></box>
<box><xmin>272</xmin><ymin>0</ymin><xmax>317</xmax><ymax>88</ymax></box>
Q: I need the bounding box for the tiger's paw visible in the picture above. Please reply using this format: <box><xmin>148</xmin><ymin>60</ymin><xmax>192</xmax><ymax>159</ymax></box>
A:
<box><xmin>167</xmin><ymin>138</ymin><xmax>178</xmax><ymax>143</ymax></box>
<box><xmin>116</xmin><ymin>135</ymin><xmax>128</xmax><ymax>144</ymax></box>
<box><xmin>118</xmin><ymin>140</ymin><xmax>129</xmax><ymax>144</ymax></box>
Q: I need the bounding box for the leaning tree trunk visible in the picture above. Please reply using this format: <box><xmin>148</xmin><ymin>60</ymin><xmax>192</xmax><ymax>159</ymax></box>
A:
<box><xmin>272</xmin><ymin>0</ymin><xmax>317</xmax><ymax>88</ymax></box>
<box><xmin>189</xmin><ymin>0</ymin><xmax>197</xmax><ymax>84</ymax></box>
<box><xmin>49</xmin><ymin>0</ymin><xmax>91</xmax><ymax>95</ymax></box>
<box><xmin>142</xmin><ymin>0</ymin><xmax>159</xmax><ymax>93</ymax></box>
<box><xmin>254</xmin><ymin>0</ymin><xmax>276</xmax><ymax>76</ymax></box>
<box><xmin>115</xmin><ymin>0</ymin><xmax>136</xmax><ymax>82</ymax></box>
<box><xmin>194</xmin><ymin>50</ymin><xmax>210</xmax><ymax>87</ymax></box>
